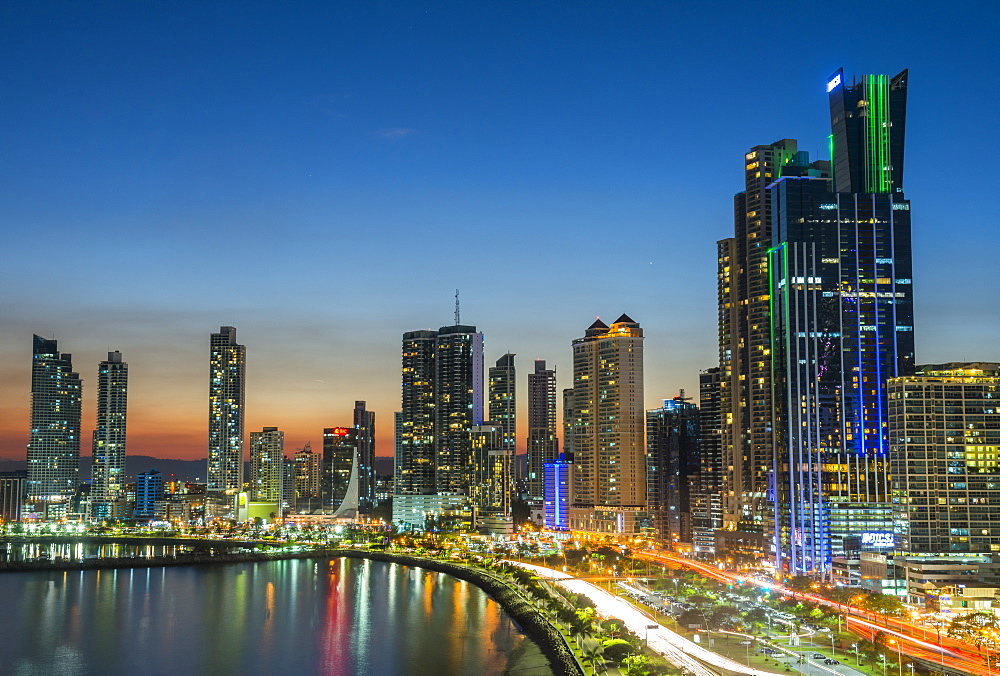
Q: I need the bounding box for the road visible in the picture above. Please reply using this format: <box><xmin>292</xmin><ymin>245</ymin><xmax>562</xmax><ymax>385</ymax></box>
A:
<box><xmin>508</xmin><ymin>560</ymin><xmax>786</xmax><ymax>676</ymax></box>
<box><xmin>633</xmin><ymin>551</ymin><xmax>987</xmax><ymax>676</ymax></box>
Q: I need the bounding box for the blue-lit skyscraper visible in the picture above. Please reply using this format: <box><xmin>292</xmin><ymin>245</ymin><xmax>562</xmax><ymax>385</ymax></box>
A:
<box><xmin>544</xmin><ymin>456</ymin><xmax>570</xmax><ymax>531</ymax></box>
<box><xmin>769</xmin><ymin>69</ymin><xmax>913</xmax><ymax>577</ymax></box>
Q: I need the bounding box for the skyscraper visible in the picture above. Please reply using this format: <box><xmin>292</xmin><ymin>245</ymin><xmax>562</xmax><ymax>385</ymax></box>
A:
<box><xmin>768</xmin><ymin>69</ymin><xmax>913</xmax><ymax>576</ymax></box>
<box><xmin>488</xmin><ymin>354</ymin><xmax>516</xmax><ymax>454</ymax></box>
<box><xmin>249</xmin><ymin>427</ymin><xmax>284</xmax><ymax>503</ymax></box>
<box><xmin>91</xmin><ymin>351</ymin><xmax>128</xmax><ymax>520</ymax></box>
<box><xmin>323</xmin><ymin>426</ymin><xmax>357</xmax><ymax>511</ymax></box>
<box><xmin>294</xmin><ymin>442</ymin><xmax>321</xmax><ymax>511</ymax></box>
<box><xmin>718</xmin><ymin>139</ymin><xmax>801</xmax><ymax>537</ymax></box>
<box><xmin>568</xmin><ymin>315</ymin><xmax>646</xmax><ymax>536</ymax></box>
<box><xmin>134</xmin><ymin>468</ymin><xmax>163</xmax><ymax>519</ymax></box>
<box><xmin>396</xmin><ymin>330</ymin><xmax>438</xmax><ymax>497</ymax></box>
<box><xmin>26</xmin><ymin>335</ymin><xmax>83</xmax><ymax>518</ymax></box>
<box><xmin>646</xmin><ymin>395</ymin><xmax>701</xmax><ymax>547</ymax></box>
<box><xmin>434</xmin><ymin>324</ymin><xmax>484</xmax><ymax>494</ymax></box>
<box><xmin>527</xmin><ymin>359</ymin><xmax>558</xmax><ymax>503</ymax></box>
<box><xmin>393</xmin><ymin>321</ymin><xmax>484</xmax><ymax>529</ymax></box>
<box><xmin>207</xmin><ymin>326</ymin><xmax>246</xmax><ymax>515</ymax></box>
<box><xmin>353</xmin><ymin>401</ymin><xmax>376</xmax><ymax>513</ymax></box>
<box><xmin>692</xmin><ymin>368</ymin><xmax>724</xmax><ymax>556</ymax></box>
<box><xmin>470</xmin><ymin>423</ymin><xmax>512</xmax><ymax>531</ymax></box>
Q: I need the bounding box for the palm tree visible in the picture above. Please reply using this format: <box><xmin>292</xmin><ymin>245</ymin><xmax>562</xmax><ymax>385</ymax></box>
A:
<box><xmin>582</xmin><ymin>643</ymin><xmax>606</xmax><ymax>674</ymax></box>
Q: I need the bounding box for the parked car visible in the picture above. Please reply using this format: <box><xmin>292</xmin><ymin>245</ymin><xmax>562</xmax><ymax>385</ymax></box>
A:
<box><xmin>811</xmin><ymin>653</ymin><xmax>824</xmax><ymax>659</ymax></box>
<box><xmin>824</xmin><ymin>659</ymin><xmax>840</xmax><ymax>665</ymax></box>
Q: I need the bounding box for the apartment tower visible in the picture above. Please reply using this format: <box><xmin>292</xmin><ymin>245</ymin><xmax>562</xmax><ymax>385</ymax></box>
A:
<box><xmin>91</xmin><ymin>351</ymin><xmax>128</xmax><ymax>519</ymax></box>
<box><xmin>568</xmin><ymin>315</ymin><xmax>646</xmax><ymax>536</ymax></box>
<box><xmin>26</xmin><ymin>335</ymin><xmax>82</xmax><ymax>518</ymax></box>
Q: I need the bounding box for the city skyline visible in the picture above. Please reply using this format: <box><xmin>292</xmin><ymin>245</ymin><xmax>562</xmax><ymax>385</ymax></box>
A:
<box><xmin>3</xmin><ymin>3</ymin><xmax>999</xmax><ymax>464</ymax></box>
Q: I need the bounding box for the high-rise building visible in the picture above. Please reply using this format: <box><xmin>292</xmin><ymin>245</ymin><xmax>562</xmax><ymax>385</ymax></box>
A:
<box><xmin>323</xmin><ymin>426</ymin><xmax>357</xmax><ymax>511</ymax></box>
<box><xmin>646</xmin><ymin>396</ymin><xmax>701</xmax><ymax>547</ymax></box>
<box><xmin>393</xmin><ymin>321</ymin><xmax>484</xmax><ymax>529</ymax></box>
<box><xmin>91</xmin><ymin>351</ymin><xmax>128</xmax><ymax>520</ymax></box>
<box><xmin>693</xmin><ymin>368</ymin><xmax>724</xmax><ymax>557</ymax></box>
<box><xmin>281</xmin><ymin>456</ymin><xmax>295</xmax><ymax>512</ymax></box>
<box><xmin>489</xmin><ymin>354</ymin><xmax>516</xmax><ymax>453</ymax></box>
<box><xmin>718</xmin><ymin>139</ymin><xmax>801</xmax><ymax>536</ymax></box>
<box><xmin>568</xmin><ymin>315</ymin><xmax>646</xmax><ymax>536</ymax></box>
<box><xmin>396</xmin><ymin>330</ymin><xmax>438</xmax><ymax>496</ymax></box>
<box><xmin>135</xmin><ymin>468</ymin><xmax>164</xmax><ymax>519</ymax></box>
<box><xmin>353</xmin><ymin>401</ymin><xmax>376</xmax><ymax>513</ymax></box>
<box><xmin>527</xmin><ymin>359</ymin><xmax>558</xmax><ymax>502</ymax></box>
<box><xmin>249</xmin><ymin>427</ymin><xmax>284</xmax><ymax>503</ymax></box>
<box><xmin>434</xmin><ymin>324</ymin><xmax>484</xmax><ymax>494</ymax></box>
<box><xmin>26</xmin><ymin>335</ymin><xmax>83</xmax><ymax>517</ymax></box>
<box><xmin>207</xmin><ymin>326</ymin><xmax>246</xmax><ymax>514</ymax></box>
<box><xmin>889</xmin><ymin>363</ymin><xmax>1000</xmax><ymax>555</ymax></box>
<box><xmin>294</xmin><ymin>442</ymin><xmax>321</xmax><ymax>511</ymax></box>
<box><xmin>0</xmin><ymin>471</ymin><xmax>27</xmax><ymax>523</ymax></box>
<box><xmin>562</xmin><ymin>387</ymin><xmax>575</xmax><ymax>459</ymax></box>
<box><xmin>544</xmin><ymin>457</ymin><xmax>571</xmax><ymax>531</ymax></box>
<box><xmin>768</xmin><ymin>69</ymin><xmax>913</xmax><ymax>576</ymax></box>
<box><xmin>470</xmin><ymin>423</ymin><xmax>512</xmax><ymax>531</ymax></box>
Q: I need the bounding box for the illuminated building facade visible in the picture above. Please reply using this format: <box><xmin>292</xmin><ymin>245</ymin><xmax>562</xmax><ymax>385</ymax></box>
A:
<box><xmin>488</xmin><ymin>354</ymin><xmax>516</xmax><ymax>456</ymax></box>
<box><xmin>207</xmin><ymin>326</ymin><xmax>246</xmax><ymax>514</ymax></box>
<box><xmin>568</xmin><ymin>315</ymin><xmax>647</xmax><ymax>536</ymax></box>
<box><xmin>692</xmin><ymin>368</ymin><xmax>724</xmax><ymax>556</ymax></box>
<box><xmin>719</xmin><ymin>139</ymin><xmax>801</xmax><ymax>537</ymax></box>
<box><xmin>544</xmin><ymin>457</ymin><xmax>570</xmax><ymax>531</ymax></box>
<box><xmin>769</xmin><ymin>69</ymin><xmax>913</xmax><ymax>576</ymax></box>
<box><xmin>353</xmin><ymin>401</ymin><xmax>376</xmax><ymax>512</ymax></box>
<box><xmin>470</xmin><ymin>424</ymin><xmax>512</xmax><ymax>531</ymax></box>
<box><xmin>646</xmin><ymin>396</ymin><xmax>701</xmax><ymax>546</ymax></box>
<box><xmin>250</xmin><ymin>427</ymin><xmax>284</xmax><ymax>502</ymax></box>
<box><xmin>0</xmin><ymin>472</ymin><xmax>26</xmax><ymax>522</ymax></box>
<box><xmin>396</xmin><ymin>330</ymin><xmax>438</xmax><ymax>496</ymax></box>
<box><xmin>394</xmin><ymin>322</ymin><xmax>484</xmax><ymax>529</ymax></box>
<box><xmin>26</xmin><ymin>335</ymin><xmax>82</xmax><ymax>517</ymax></box>
<box><xmin>434</xmin><ymin>324</ymin><xmax>484</xmax><ymax>494</ymax></box>
<box><xmin>91</xmin><ymin>351</ymin><xmax>128</xmax><ymax>520</ymax></box>
<box><xmin>527</xmin><ymin>359</ymin><xmax>559</xmax><ymax>503</ymax></box>
<box><xmin>323</xmin><ymin>426</ymin><xmax>357</xmax><ymax>511</ymax></box>
<box><xmin>294</xmin><ymin>442</ymin><xmax>321</xmax><ymax>509</ymax></box>
<box><xmin>889</xmin><ymin>364</ymin><xmax>1000</xmax><ymax>555</ymax></box>
<box><xmin>135</xmin><ymin>468</ymin><xmax>163</xmax><ymax>519</ymax></box>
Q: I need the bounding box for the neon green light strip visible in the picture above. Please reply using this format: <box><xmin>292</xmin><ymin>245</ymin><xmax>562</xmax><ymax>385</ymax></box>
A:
<box><xmin>865</xmin><ymin>74</ymin><xmax>891</xmax><ymax>192</ymax></box>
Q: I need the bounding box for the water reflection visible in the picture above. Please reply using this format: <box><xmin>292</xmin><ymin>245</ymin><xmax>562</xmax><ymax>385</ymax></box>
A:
<box><xmin>0</xmin><ymin>558</ymin><xmax>551</xmax><ymax>675</ymax></box>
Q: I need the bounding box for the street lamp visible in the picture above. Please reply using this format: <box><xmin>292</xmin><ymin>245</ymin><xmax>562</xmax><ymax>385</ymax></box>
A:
<box><xmin>851</xmin><ymin>643</ymin><xmax>860</xmax><ymax>666</ymax></box>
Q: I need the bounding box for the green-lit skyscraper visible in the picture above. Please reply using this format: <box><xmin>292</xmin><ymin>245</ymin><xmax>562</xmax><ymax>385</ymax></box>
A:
<box><xmin>768</xmin><ymin>69</ymin><xmax>914</xmax><ymax>576</ymax></box>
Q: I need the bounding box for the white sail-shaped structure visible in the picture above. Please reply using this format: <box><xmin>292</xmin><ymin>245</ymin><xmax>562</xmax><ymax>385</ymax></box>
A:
<box><xmin>333</xmin><ymin>448</ymin><xmax>360</xmax><ymax>519</ymax></box>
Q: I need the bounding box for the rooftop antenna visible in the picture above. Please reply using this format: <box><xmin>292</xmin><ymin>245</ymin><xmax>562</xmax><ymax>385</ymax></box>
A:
<box><xmin>677</xmin><ymin>389</ymin><xmax>692</xmax><ymax>402</ymax></box>
<box><xmin>454</xmin><ymin>288</ymin><xmax>460</xmax><ymax>325</ymax></box>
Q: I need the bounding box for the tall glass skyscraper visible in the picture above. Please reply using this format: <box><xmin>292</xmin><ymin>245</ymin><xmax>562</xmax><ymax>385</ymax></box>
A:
<box><xmin>91</xmin><ymin>351</ymin><xmax>128</xmax><ymax>519</ymax></box>
<box><xmin>27</xmin><ymin>335</ymin><xmax>82</xmax><ymax>518</ymax></box>
<box><xmin>207</xmin><ymin>326</ymin><xmax>246</xmax><ymax>515</ymax></box>
<box><xmin>769</xmin><ymin>69</ymin><xmax>913</xmax><ymax>576</ymax></box>
<box><xmin>393</xmin><ymin>321</ymin><xmax>484</xmax><ymax>529</ymax></box>
<box><xmin>353</xmin><ymin>401</ymin><xmax>376</xmax><ymax>513</ymax></box>
<box><xmin>527</xmin><ymin>359</ymin><xmax>558</xmax><ymax>503</ymax></box>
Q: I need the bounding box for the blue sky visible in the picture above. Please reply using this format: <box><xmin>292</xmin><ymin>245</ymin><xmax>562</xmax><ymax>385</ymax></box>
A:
<box><xmin>2</xmin><ymin>1</ymin><xmax>998</xmax><ymax>459</ymax></box>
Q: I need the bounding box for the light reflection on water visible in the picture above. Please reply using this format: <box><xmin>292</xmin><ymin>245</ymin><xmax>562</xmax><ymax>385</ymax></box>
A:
<box><xmin>0</xmin><ymin>557</ymin><xmax>551</xmax><ymax>675</ymax></box>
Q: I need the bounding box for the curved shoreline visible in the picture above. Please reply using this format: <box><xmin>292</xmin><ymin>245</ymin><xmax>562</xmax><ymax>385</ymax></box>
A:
<box><xmin>0</xmin><ymin>541</ymin><xmax>584</xmax><ymax>675</ymax></box>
